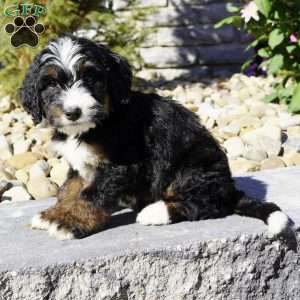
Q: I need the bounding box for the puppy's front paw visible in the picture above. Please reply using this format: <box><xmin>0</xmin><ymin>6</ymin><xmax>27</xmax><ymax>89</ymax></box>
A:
<box><xmin>31</xmin><ymin>211</ymin><xmax>74</xmax><ymax>240</ymax></box>
<box><xmin>136</xmin><ymin>201</ymin><xmax>171</xmax><ymax>225</ymax></box>
<box><xmin>31</xmin><ymin>213</ymin><xmax>51</xmax><ymax>231</ymax></box>
<box><xmin>30</xmin><ymin>201</ymin><xmax>109</xmax><ymax>240</ymax></box>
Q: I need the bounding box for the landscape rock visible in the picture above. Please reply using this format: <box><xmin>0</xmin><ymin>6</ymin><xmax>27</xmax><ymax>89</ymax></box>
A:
<box><xmin>223</xmin><ymin>137</ymin><xmax>244</xmax><ymax>158</ymax></box>
<box><xmin>260</xmin><ymin>157</ymin><xmax>285</xmax><ymax>170</ymax></box>
<box><xmin>50</xmin><ymin>159</ymin><xmax>70</xmax><ymax>186</ymax></box>
<box><xmin>2</xmin><ymin>186</ymin><xmax>31</xmax><ymax>202</ymax></box>
<box><xmin>0</xmin><ymin>169</ymin><xmax>14</xmax><ymax>181</ymax></box>
<box><xmin>15</xmin><ymin>169</ymin><xmax>29</xmax><ymax>185</ymax></box>
<box><xmin>13</xmin><ymin>138</ymin><xmax>32</xmax><ymax>155</ymax></box>
<box><xmin>27</xmin><ymin>177</ymin><xmax>58</xmax><ymax>200</ymax></box>
<box><xmin>243</xmin><ymin>146</ymin><xmax>267</xmax><ymax>162</ymax></box>
<box><xmin>0</xmin><ymin>180</ymin><xmax>12</xmax><ymax>199</ymax></box>
<box><xmin>6</xmin><ymin>152</ymin><xmax>43</xmax><ymax>170</ymax></box>
<box><xmin>27</xmin><ymin>127</ymin><xmax>52</xmax><ymax>145</ymax></box>
<box><xmin>287</xmin><ymin>153</ymin><xmax>300</xmax><ymax>166</ymax></box>
<box><xmin>258</xmin><ymin>136</ymin><xmax>282</xmax><ymax>157</ymax></box>
<box><xmin>248</xmin><ymin>102</ymin><xmax>267</xmax><ymax>118</ymax></box>
<box><xmin>0</xmin><ymin>134</ymin><xmax>12</xmax><ymax>160</ymax></box>
<box><xmin>0</xmin><ymin>95</ymin><xmax>11</xmax><ymax>113</ymax></box>
<box><xmin>29</xmin><ymin>160</ymin><xmax>50</xmax><ymax>179</ymax></box>
<box><xmin>229</xmin><ymin>158</ymin><xmax>258</xmax><ymax>174</ymax></box>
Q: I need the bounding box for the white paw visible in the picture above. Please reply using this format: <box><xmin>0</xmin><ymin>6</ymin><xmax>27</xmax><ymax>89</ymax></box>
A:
<box><xmin>31</xmin><ymin>213</ymin><xmax>74</xmax><ymax>240</ymax></box>
<box><xmin>267</xmin><ymin>211</ymin><xmax>290</xmax><ymax>238</ymax></box>
<box><xmin>31</xmin><ymin>213</ymin><xmax>51</xmax><ymax>230</ymax></box>
<box><xmin>48</xmin><ymin>222</ymin><xmax>74</xmax><ymax>240</ymax></box>
<box><xmin>136</xmin><ymin>201</ymin><xmax>171</xmax><ymax>226</ymax></box>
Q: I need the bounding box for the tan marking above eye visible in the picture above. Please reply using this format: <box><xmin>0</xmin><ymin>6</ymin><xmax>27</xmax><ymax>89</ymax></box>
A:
<box><xmin>47</xmin><ymin>67</ymin><xmax>58</xmax><ymax>77</ymax></box>
<box><xmin>49</xmin><ymin>104</ymin><xmax>63</xmax><ymax>118</ymax></box>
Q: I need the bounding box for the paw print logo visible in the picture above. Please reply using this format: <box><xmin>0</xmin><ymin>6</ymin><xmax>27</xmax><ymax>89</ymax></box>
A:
<box><xmin>4</xmin><ymin>16</ymin><xmax>45</xmax><ymax>48</ymax></box>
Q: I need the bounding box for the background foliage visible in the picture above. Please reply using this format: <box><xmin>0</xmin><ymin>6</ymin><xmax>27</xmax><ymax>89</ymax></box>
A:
<box><xmin>0</xmin><ymin>0</ymin><xmax>153</xmax><ymax>102</ymax></box>
<box><xmin>216</xmin><ymin>0</ymin><xmax>300</xmax><ymax>113</ymax></box>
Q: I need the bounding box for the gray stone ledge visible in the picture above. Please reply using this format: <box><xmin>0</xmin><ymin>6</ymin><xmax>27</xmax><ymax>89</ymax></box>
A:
<box><xmin>1</xmin><ymin>167</ymin><xmax>300</xmax><ymax>300</ymax></box>
<box><xmin>113</xmin><ymin>0</ymin><xmax>168</xmax><ymax>10</ymax></box>
<box><xmin>198</xmin><ymin>44</ymin><xmax>253</xmax><ymax>65</ymax></box>
<box><xmin>136</xmin><ymin>66</ymin><xmax>210</xmax><ymax>81</ymax></box>
<box><xmin>212</xmin><ymin>64</ymin><xmax>242</xmax><ymax>77</ymax></box>
<box><xmin>170</xmin><ymin>0</ymin><xmax>240</xmax><ymax>6</ymax></box>
<box><xmin>140</xmin><ymin>46</ymin><xmax>198</xmax><ymax>68</ymax></box>
<box><xmin>141</xmin><ymin>25</ymin><xmax>238</xmax><ymax>47</ymax></box>
<box><xmin>134</xmin><ymin>4</ymin><xmax>230</xmax><ymax>27</ymax></box>
<box><xmin>139</xmin><ymin>44</ymin><xmax>252</xmax><ymax>68</ymax></box>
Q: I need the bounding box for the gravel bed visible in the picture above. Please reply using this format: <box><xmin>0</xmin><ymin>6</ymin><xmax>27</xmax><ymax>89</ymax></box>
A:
<box><xmin>1</xmin><ymin>74</ymin><xmax>300</xmax><ymax>202</ymax></box>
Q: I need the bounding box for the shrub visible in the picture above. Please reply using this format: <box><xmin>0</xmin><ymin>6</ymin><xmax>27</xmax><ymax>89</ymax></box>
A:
<box><xmin>0</xmin><ymin>0</ymin><xmax>153</xmax><ymax>102</ymax></box>
<box><xmin>216</xmin><ymin>0</ymin><xmax>300</xmax><ymax>113</ymax></box>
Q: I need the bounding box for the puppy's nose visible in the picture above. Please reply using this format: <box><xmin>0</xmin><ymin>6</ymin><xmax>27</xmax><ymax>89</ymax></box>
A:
<box><xmin>65</xmin><ymin>107</ymin><xmax>81</xmax><ymax>121</ymax></box>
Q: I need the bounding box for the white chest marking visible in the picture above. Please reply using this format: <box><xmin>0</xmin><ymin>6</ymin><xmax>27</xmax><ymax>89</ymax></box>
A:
<box><xmin>50</xmin><ymin>137</ymin><xmax>99</xmax><ymax>181</ymax></box>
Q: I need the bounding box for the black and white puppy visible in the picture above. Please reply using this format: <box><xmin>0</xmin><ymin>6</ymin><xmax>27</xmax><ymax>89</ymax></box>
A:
<box><xmin>20</xmin><ymin>35</ymin><xmax>290</xmax><ymax>240</ymax></box>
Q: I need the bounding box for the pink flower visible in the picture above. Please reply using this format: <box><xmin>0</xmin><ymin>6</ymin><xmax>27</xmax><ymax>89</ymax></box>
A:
<box><xmin>290</xmin><ymin>33</ymin><xmax>298</xmax><ymax>43</ymax></box>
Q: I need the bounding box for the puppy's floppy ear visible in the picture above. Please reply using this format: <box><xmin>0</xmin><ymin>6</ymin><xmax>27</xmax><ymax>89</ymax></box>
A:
<box><xmin>106</xmin><ymin>50</ymin><xmax>132</xmax><ymax>106</ymax></box>
<box><xmin>19</xmin><ymin>54</ymin><xmax>43</xmax><ymax>124</ymax></box>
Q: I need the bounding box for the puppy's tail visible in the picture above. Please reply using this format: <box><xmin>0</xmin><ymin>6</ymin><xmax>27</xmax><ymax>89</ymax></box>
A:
<box><xmin>233</xmin><ymin>192</ymin><xmax>291</xmax><ymax>238</ymax></box>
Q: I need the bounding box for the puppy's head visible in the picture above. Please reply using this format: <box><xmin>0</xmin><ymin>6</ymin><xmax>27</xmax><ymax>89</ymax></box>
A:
<box><xmin>19</xmin><ymin>35</ymin><xmax>132</xmax><ymax>135</ymax></box>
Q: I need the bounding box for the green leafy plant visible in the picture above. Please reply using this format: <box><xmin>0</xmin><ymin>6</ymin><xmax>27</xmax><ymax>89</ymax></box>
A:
<box><xmin>216</xmin><ymin>0</ymin><xmax>300</xmax><ymax>113</ymax></box>
<box><xmin>0</xmin><ymin>0</ymin><xmax>154</xmax><ymax>103</ymax></box>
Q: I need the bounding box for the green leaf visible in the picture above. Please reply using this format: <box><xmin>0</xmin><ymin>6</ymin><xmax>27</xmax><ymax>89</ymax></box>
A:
<box><xmin>289</xmin><ymin>83</ymin><xmax>300</xmax><ymax>112</ymax></box>
<box><xmin>241</xmin><ymin>59</ymin><xmax>252</xmax><ymax>71</ymax></box>
<box><xmin>254</xmin><ymin>0</ymin><xmax>271</xmax><ymax>17</ymax></box>
<box><xmin>277</xmin><ymin>84</ymin><xmax>295</xmax><ymax>99</ymax></box>
<box><xmin>258</xmin><ymin>48</ymin><xmax>270</xmax><ymax>58</ymax></box>
<box><xmin>214</xmin><ymin>16</ymin><xmax>241</xmax><ymax>28</ymax></box>
<box><xmin>226</xmin><ymin>3</ymin><xmax>240</xmax><ymax>13</ymax></box>
<box><xmin>268</xmin><ymin>29</ymin><xmax>285</xmax><ymax>49</ymax></box>
<box><xmin>286</xmin><ymin>45</ymin><xmax>297</xmax><ymax>54</ymax></box>
<box><xmin>267</xmin><ymin>54</ymin><xmax>284</xmax><ymax>74</ymax></box>
<box><xmin>263</xmin><ymin>92</ymin><xmax>278</xmax><ymax>103</ymax></box>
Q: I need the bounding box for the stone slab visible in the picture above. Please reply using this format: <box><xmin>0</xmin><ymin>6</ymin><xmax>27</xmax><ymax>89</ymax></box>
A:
<box><xmin>1</xmin><ymin>167</ymin><xmax>300</xmax><ymax>299</ymax></box>
<box><xmin>141</xmin><ymin>25</ymin><xmax>237</xmax><ymax>47</ymax></box>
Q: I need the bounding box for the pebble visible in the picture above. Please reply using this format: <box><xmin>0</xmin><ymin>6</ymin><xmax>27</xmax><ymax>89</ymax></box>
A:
<box><xmin>243</xmin><ymin>146</ymin><xmax>267</xmax><ymax>162</ymax></box>
<box><xmin>13</xmin><ymin>138</ymin><xmax>32</xmax><ymax>155</ymax></box>
<box><xmin>29</xmin><ymin>160</ymin><xmax>50</xmax><ymax>179</ymax></box>
<box><xmin>223</xmin><ymin>137</ymin><xmax>244</xmax><ymax>159</ymax></box>
<box><xmin>50</xmin><ymin>159</ymin><xmax>70</xmax><ymax>186</ymax></box>
<box><xmin>27</xmin><ymin>177</ymin><xmax>58</xmax><ymax>200</ymax></box>
<box><xmin>0</xmin><ymin>134</ymin><xmax>12</xmax><ymax>160</ymax></box>
<box><xmin>0</xmin><ymin>96</ymin><xmax>11</xmax><ymax>113</ymax></box>
<box><xmin>0</xmin><ymin>180</ymin><xmax>12</xmax><ymax>198</ymax></box>
<box><xmin>15</xmin><ymin>169</ymin><xmax>29</xmax><ymax>184</ymax></box>
<box><xmin>257</xmin><ymin>136</ymin><xmax>282</xmax><ymax>157</ymax></box>
<box><xmin>229</xmin><ymin>158</ymin><xmax>258</xmax><ymax>174</ymax></box>
<box><xmin>2</xmin><ymin>186</ymin><xmax>32</xmax><ymax>202</ymax></box>
<box><xmin>288</xmin><ymin>153</ymin><xmax>300</xmax><ymax>166</ymax></box>
<box><xmin>260</xmin><ymin>157</ymin><xmax>286</xmax><ymax>170</ymax></box>
<box><xmin>6</xmin><ymin>152</ymin><xmax>43</xmax><ymax>169</ymax></box>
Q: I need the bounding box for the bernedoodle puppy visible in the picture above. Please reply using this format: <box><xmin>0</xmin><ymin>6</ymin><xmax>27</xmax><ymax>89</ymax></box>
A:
<box><xmin>19</xmin><ymin>35</ymin><xmax>291</xmax><ymax>240</ymax></box>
